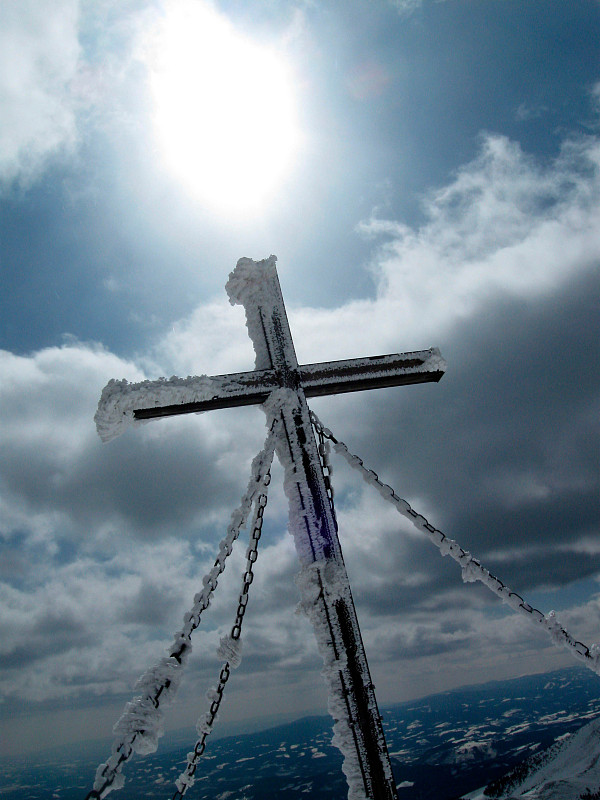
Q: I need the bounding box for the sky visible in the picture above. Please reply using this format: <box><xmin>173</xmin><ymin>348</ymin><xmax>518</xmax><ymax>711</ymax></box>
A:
<box><xmin>1</xmin><ymin>0</ymin><xmax>599</xmax><ymax>774</ymax></box>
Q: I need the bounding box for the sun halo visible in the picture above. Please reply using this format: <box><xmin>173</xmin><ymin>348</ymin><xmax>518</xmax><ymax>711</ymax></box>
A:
<box><xmin>147</xmin><ymin>3</ymin><xmax>301</xmax><ymax>217</ymax></box>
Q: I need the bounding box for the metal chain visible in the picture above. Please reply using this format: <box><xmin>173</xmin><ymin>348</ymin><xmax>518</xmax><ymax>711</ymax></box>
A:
<box><xmin>309</xmin><ymin>411</ymin><xmax>600</xmax><ymax>678</ymax></box>
<box><xmin>171</xmin><ymin>468</ymin><xmax>271</xmax><ymax>798</ymax></box>
<box><xmin>314</xmin><ymin>420</ymin><xmax>336</xmax><ymax>518</ymax></box>
<box><xmin>85</xmin><ymin>425</ymin><xmax>277</xmax><ymax>800</ymax></box>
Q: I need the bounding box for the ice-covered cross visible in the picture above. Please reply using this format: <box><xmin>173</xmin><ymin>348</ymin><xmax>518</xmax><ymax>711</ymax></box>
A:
<box><xmin>95</xmin><ymin>256</ymin><xmax>445</xmax><ymax>800</ymax></box>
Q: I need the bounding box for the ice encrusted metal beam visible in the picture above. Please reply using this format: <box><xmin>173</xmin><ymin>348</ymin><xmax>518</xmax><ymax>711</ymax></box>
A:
<box><xmin>131</xmin><ymin>349</ymin><xmax>444</xmax><ymax>420</ymax></box>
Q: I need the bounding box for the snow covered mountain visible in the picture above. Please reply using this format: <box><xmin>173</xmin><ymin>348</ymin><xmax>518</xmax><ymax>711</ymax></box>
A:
<box><xmin>464</xmin><ymin>715</ymin><xmax>600</xmax><ymax>800</ymax></box>
<box><xmin>3</xmin><ymin>666</ymin><xmax>599</xmax><ymax>800</ymax></box>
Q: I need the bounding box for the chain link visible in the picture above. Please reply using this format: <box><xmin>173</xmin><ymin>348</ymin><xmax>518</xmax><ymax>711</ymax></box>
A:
<box><xmin>313</xmin><ymin>420</ymin><xmax>336</xmax><ymax>518</ymax></box>
<box><xmin>85</xmin><ymin>425</ymin><xmax>277</xmax><ymax>800</ymax></box>
<box><xmin>171</xmin><ymin>467</ymin><xmax>272</xmax><ymax>798</ymax></box>
<box><xmin>309</xmin><ymin>411</ymin><xmax>600</xmax><ymax>678</ymax></box>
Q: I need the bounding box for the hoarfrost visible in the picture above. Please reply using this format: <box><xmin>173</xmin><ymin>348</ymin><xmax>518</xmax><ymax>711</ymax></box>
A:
<box><xmin>544</xmin><ymin>610</ymin><xmax>568</xmax><ymax>648</ymax></box>
<box><xmin>107</xmin><ymin>655</ymin><xmax>186</xmax><ymax>760</ymax></box>
<box><xmin>226</xmin><ymin>255</ymin><xmax>279</xmax><ymax>371</ymax></box>
<box><xmin>295</xmin><ymin>562</ymin><xmax>367</xmax><ymax>800</ymax></box>
<box><xmin>263</xmin><ymin>390</ymin><xmax>331</xmax><ymax>565</ymax></box>
<box><xmin>95</xmin><ymin>374</ymin><xmax>216</xmax><ymax>442</ymax></box>
<box><xmin>134</xmin><ymin>655</ymin><xmax>184</xmax><ymax>700</ymax></box>
<box><xmin>112</xmin><ymin>697</ymin><xmax>164</xmax><ymax>757</ymax></box>
<box><xmin>206</xmin><ymin>687</ymin><xmax>220</xmax><ymax>703</ymax></box>
<box><xmin>196</xmin><ymin>714</ymin><xmax>214</xmax><ymax>737</ymax></box>
<box><xmin>175</xmin><ymin>770</ymin><xmax>195</xmax><ymax>793</ymax></box>
<box><xmin>216</xmin><ymin>634</ymin><xmax>243</xmax><ymax>668</ymax></box>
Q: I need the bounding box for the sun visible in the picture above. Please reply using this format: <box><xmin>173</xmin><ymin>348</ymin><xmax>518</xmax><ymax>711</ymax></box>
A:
<box><xmin>145</xmin><ymin>2</ymin><xmax>301</xmax><ymax>216</ymax></box>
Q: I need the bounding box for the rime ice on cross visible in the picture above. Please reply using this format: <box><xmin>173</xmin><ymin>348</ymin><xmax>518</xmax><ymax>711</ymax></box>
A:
<box><xmin>95</xmin><ymin>256</ymin><xmax>445</xmax><ymax>800</ymax></box>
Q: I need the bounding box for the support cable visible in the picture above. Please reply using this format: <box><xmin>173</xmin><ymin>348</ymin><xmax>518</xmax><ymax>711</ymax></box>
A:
<box><xmin>171</xmin><ymin>463</ymin><xmax>272</xmax><ymax>798</ymax></box>
<box><xmin>85</xmin><ymin>424</ymin><xmax>277</xmax><ymax>799</ymax></box>
<box><xmin>310</xmin><ymin>412</ymin><xmax>600</xmax><ymax>678</ymax></box>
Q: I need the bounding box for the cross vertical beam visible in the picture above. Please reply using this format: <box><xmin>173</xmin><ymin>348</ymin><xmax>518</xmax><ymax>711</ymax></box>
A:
<box><xmin>226</xmin><ymin>257</ymin><xmax>398</xmax><ymax>800</ymax></box>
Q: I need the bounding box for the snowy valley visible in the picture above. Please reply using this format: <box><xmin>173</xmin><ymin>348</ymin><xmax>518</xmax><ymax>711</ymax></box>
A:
<box><xmin>2</xmin><ymin>665</ymin><xmax>599</xmax><ymax>800</ymax></box>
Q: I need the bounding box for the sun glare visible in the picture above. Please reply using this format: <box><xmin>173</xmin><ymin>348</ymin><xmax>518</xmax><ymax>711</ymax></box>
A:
<box><xmin>147</xmin><ymin>2</ymin><xmax>301</xmax><ymax>216</ymax></box>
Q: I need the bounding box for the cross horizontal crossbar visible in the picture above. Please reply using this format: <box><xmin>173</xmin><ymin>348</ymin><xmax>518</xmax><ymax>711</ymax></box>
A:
<box><xmin>132</xmin><ymin>349</ymin><xmax>445</xmax><ymax>421</ymax></box>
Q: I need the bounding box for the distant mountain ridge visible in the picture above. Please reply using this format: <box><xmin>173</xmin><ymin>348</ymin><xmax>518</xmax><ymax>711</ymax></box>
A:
<box><xmin>2</xmin><ymin>665</ymin><xmax>599</xmax><ymax>800</ymax></box>
<box><xmin>464</xmin><ymin>715</ymin><xmax>600</xmax><ymax>800</ymax></box>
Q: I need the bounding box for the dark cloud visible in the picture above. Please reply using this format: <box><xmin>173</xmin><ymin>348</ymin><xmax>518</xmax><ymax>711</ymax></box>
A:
<box><xmin>2</xmin><ymin>609</ymin><xmax>93</xmax><ymax>669</ymax></box>
<box><xmin>119</xmin><ymin>578</ymin><xmax>184</xmax><ymax>627</ymax></box>
<box><xmin>343</xmin><ymin>269</ymin><xmax>600</xmax><ymax>585</ymax></box>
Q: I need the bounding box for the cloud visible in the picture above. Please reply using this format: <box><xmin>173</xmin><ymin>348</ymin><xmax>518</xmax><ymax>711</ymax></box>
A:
<box><xmin>0</xmin><ymin>342</ymin><xmax>271</xmax><ymax>543</ymax></box>
<box><xmin>274</xmin><ymin>131</ymin><xmax>600</xmax><ymax>366</ymax></box>
<box><xmin>0</xmin><ymin>0</ymin><xmax>171</xmax><ymax>192</ymax></box>
<box><xmin>291</xmin><ymin>128</ymin><xmax>599</xmax><ymax>687</ymax></box>
<box><xmin>515</xmin><ymin>101</ymin><xmax>549</xmax><ymax>122</ymax></box>
<box><xmin>0</xmin><ymin>0</ymin><xmax>81</xmax><ymax>187</ymax></box>
<box><xmin>1</xmin><ymin>124</ymin><xmax>598</xmax><ymax>749</ymax></box>
<box><xmin>405</xmin><ymin>134</ymin><xmax>597</xmax><ymax>301</ymax></box>
<box><xmin>388</xmin><ymin>0</ymin><xmax>423</xmax><ymax>17</ymax></box>
<box><xmin>278</xmin><ymin>130</ymin><xmax>600</xmax><ymax>647</ymax></box>
<box><xmin>0</xmin><ymin>339</ymin><xmax>295</xmax><ymax>712</ymax></box>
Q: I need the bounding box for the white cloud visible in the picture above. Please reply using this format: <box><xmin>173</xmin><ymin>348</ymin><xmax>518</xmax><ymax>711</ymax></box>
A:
<box><xmin>388</xmin><ymin>0</ymin><xmax>423</xmax><ymax>17</ymax></box>
<box><xmin>515</xmin><ymin>101</ymin><xmax>549</xmax><ymax>122</ymax></box>
<box><xmin>0</xmin><ymin>124</ymin><xmax>598</xmax><ymax>750</ymax></box>
<box><xmin>0</xmin><ymin>0</ymin><xmax>81</xmax><ymax>187</ymax></box>
<box><xmin>284</xmin><ymin>132</ymin><xmax>600</xmax><ymax>364</ymax></box>
<box><xmin>0</xmin><ymin>338</ymin><xmax>295</xmax><ymax>714</ymax></box>
<box><xmin>147</xmin><ymin>298</ymin><xmax>255</xmax><ymax>377</ymax></box>
<box><xmin>0</xmin><ymin>1</ymin><xmax>170</xmax><ymax>191</ymax></box>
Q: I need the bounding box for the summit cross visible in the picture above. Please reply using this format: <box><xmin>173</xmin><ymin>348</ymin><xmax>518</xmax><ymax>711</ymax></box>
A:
<box><xmin>95</xmin><ymin>256</ymin><xmax>445</xmax><ymax>800</ymax></box>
